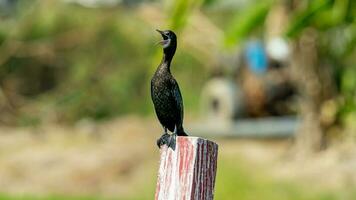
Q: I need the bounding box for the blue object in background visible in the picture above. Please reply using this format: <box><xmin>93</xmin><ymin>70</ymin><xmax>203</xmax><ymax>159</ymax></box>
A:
<box><xmin>244</xmin><ymin>41</ymin><xmax>268</xmax><ymax>74</ymax></box>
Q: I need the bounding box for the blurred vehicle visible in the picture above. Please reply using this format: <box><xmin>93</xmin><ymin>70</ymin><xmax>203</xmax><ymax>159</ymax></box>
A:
<box><xmin>201</xmin><ymin>40</ymin><xmax>296</xmax><ymax>121</ymax></box>
<box><xmin>196</xmin><ymin>40</ymin><xmax>298</xmax><ymax>138</ymax></box>
<box><xmin>196</xmin><ymin>4</ymin><xmax>298</xmax><ymax>138</ymax></box>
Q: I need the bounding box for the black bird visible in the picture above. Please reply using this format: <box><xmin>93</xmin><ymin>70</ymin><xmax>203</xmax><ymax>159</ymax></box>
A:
<box><xmin>151</xmin><ymin>29</ymin><xmax>188</xmax><ymax>149</ymax></box>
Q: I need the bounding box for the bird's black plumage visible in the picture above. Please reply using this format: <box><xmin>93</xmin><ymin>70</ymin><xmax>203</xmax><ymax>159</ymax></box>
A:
<box><xmin>151</xmin><ymin>29</ymin><xmax>187</xmax><ymax>149</ymax></box>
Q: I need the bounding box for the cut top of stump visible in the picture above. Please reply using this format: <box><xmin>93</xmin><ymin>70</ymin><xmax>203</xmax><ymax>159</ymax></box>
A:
<box><xmin>155</xmin><ymin>137</ymin><xmax>218</xmax><ymax>200</ymax></box>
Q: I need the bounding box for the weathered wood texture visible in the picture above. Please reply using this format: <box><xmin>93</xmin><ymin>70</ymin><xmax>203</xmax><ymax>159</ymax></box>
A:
<box><xmin>155</xmin><ymin>137</ymin><xmax>218</xmax><ymax>200</ymax></box>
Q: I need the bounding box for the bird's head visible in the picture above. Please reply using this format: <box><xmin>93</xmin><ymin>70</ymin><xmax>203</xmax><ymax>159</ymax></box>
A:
<box><xmin>156</xmin><ymin>29</ymin><xmax>177</xmax><ymax>56</ymax></box>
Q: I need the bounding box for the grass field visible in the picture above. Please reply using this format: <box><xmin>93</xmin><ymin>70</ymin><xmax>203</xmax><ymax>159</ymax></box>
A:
<box><xmin>1</xmin><ymin>156</ymin><xmax>355</xmax><ymax>200</ymax></box>
<box><xmin>1</xmin><ymin>158</ymin><xmax>355</xmax><ymax>200</ymax></box>
<box><xmin>0</xmin><ymin>117</ymin><xmax>355</xmax><ymax>200</ymax></box>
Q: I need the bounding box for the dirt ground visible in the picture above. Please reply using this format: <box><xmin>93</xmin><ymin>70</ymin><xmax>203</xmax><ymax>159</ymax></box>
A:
<box><xmin>0</xmin><ymin>116</ymin><xmax>355</xmax><ymax>198</ymax></box>
<box><xmin>0</xmin><ymin>116</ymin><xmax>160</xmax><ymax>198</ymax></box>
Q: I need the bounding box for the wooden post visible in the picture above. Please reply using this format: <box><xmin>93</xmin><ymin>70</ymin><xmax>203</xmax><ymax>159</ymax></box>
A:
<box><xmin>155</xmin><ymin>137</ymin><xmax>218</xmax><ymax>200</ymax></box>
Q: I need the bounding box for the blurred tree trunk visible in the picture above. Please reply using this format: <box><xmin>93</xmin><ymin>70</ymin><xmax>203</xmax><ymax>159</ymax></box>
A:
<box><xmin>291</xmin><ymin>29</ymin><xmax>335</xmax><ymax>154</ymax></box>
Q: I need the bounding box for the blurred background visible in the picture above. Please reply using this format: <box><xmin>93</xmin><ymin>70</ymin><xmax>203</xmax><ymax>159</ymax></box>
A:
<box><xmin>0</xmin><ymin>0</ymin><xmax>355</xmax><ymax>199</ymax></box>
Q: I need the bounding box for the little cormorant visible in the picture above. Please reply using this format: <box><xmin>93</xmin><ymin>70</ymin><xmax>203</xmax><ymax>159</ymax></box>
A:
<box><xmin>151</xmin><ymin>29</ymin><xmax>188</xmax><ymax>149</ymax></box>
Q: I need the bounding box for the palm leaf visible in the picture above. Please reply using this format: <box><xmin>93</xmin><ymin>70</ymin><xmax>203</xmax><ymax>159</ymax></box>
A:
<box><xmin>285</xmin><ymin>0</ymin><xmax>333</xmax><ymax>38</ymax></box>
<box><xmin>224</xmin><ymin>0</ymin><xmax>273</xmax><ymax>48</ymax></box>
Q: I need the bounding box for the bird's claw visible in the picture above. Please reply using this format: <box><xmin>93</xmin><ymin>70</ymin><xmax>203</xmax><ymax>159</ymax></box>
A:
<box><xmin>157</xmin><ymin>133</ymin><xmax>170</xmax><ymax>148</ymax></box>
<box><xmin>167</xmin><ymin>133</ymin><xmax>176</xmax><ymax>150</ymax></box>
<box><xmin>157</xmin><ymin>133</ymin><xmax>176</xmax><ymax>150</ymax></box>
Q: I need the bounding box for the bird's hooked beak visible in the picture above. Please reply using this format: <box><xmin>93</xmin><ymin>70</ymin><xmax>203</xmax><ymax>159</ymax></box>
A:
<box><xmin>156</xmin><ymin>29</ymin><xmax>169</xmax><ymax>46</ymax></box>
<box><xmin>156</xmin><ymin>29</ymin><xmax>164</xmax><ymax>35</ymax></box>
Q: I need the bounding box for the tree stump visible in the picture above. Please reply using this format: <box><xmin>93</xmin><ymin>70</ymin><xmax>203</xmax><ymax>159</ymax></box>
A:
<box><xmin>155</xmin><ymin>137</ymin><xmax>218</xmax><ymax>200</ymax></box>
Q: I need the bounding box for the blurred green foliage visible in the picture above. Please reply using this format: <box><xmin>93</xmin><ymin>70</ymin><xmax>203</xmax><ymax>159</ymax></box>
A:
<box><xmin>0</xmin><ymin>2</ymin><xmax>151</xmax><ymax>121</ymax></box>
<box><xmin>0</xmin><ymin>1</ymin><xmax>207</xmax><ymax>123</ymax></box>
<box><xmin>0</xmin><ymin>0</ymin><xmax>354</xmax><ymax>128</ymax></box>
<box><xmin>224</xmin><ymin>0</ymin><xmax>273</xmax><ymax>47</ymax></box>
<box><xmin>222</xmin><ymin>0</ymin><xmax>355</xmax><ymax>135</ymax></box>
<box><xmin>286</xmin><ymin>0</ymin><xmax>353</xmax><ymax>37</ymax></box>
<box><xmin>168</xmin><ymin>0</ymin><xmax>203</xmax><ymax>31</ymax></box>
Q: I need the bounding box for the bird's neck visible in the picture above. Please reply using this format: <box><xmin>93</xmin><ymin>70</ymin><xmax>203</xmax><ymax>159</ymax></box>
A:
<box><xmin>158</xmin><ymin>53</ymin><xmax>174</xmax><ymax>73</ymax></box>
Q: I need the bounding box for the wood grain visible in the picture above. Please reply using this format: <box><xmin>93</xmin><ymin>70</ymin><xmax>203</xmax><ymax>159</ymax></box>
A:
<box><xmin>155</xmin><ymin>137</ymin><xmax>218</xmax><ymax>200</ymax></box>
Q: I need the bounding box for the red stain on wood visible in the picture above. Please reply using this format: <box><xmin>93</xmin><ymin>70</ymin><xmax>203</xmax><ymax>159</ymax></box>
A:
<box><xmin>155</xmin><ymin>137</ymin><xmax>218</xmax><ymax>200</ymax></box>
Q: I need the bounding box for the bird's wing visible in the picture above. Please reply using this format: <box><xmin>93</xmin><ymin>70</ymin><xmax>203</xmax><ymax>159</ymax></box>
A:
<box><xmin>170</xmin><ymin>78</ymin><xmax>184</xmax><ymax>123</ymax></box>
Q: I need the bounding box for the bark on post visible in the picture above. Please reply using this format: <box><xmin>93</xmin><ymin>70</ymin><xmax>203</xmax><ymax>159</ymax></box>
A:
<box><xmin>155</xmin><ymin>137</ymin><xmax>218</xmax><ymax>200</ymax></box>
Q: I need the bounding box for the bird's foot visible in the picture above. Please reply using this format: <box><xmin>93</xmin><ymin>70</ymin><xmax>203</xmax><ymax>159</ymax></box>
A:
<box><xmin>156</xmin><ymin>133</ymin><xmax>176</xmax><ymax>150</ymax></box>
<box><xmin>157</xmin><ymin>133</ymin><xmax>170</xmax><ymax>149</ymax></box>
<box><xmin>167</xmin><ymin>134</ymin><xmax>176</xmax><ymax>151</ymax></box>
